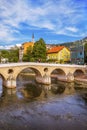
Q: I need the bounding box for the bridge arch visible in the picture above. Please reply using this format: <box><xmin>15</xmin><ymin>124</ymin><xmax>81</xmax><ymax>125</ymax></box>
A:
<box><xmin>50</xmin><ymin>68</ymin><xmax>66</xmax><ymax>82</ymax></box>
<box><xmin>73</xmin><ymin>69</ymin><xmax>85</xmax><ymax>78</ymax></box>
<box><xmin>51</xmin><ymin>68</ymin><xmax>66</xmax><ymax>76</ymax></box>
<box><xmin>0</xmin><ymin>73</ymin><xmax>6</xmax><ymax>87</ymax></box>
<box><xmin>14</xmin><ymin>66</ymin><xmax>42</xmax><ymax>79</ymax></box>
<box><xmin>16</xmin><ymin>67</ymin><xmax>42</xmax><ymax>80</ymax></box>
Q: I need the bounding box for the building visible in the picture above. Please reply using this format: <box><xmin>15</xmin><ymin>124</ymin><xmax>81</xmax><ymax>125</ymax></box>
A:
<box><xmin>22</xmin><ymin>42</ymin><xmax>34</xmax><ymax>54</ymax></box>
<box><xmin>70</xmin><ymin>44</ymin><xmax>84</xmax><ymax>65</ymax></box>
<box><xmin>47</xmin><ymin>46</ymin><xmax>70</xmax><ymax>63</ymax></box>
<box><xmin>22</xmin><ymin>34</ymin><xmax>34</xmax><ymax>54</ymax></box>
<box><xmin>46</xmin><ymin>44</ymin><xmax>55</xmax><ymax>50</ymax></box>
<box><xmin>1</xmin><ymin>57</ymin><xmax>8</xmax><ymax>63</ymax></box>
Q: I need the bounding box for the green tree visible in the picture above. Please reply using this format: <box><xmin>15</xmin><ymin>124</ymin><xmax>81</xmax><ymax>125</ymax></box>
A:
<box><xmin>9</xmin><ymin>48</ymin><xmax>19</xmax><ymax>62</ymax></box>
<box><xmin>0</xmin><ymin>50</ymin><xmax>9</xmax><ymax>62</ymax></box>
<box><xmin>84</xmin><ymin>42</ymin><xmax>87</xmax><ymax>63</ymax></box>
<box><xmin>0</xmin><ymin>48</ymin><xmax>19</xmax><ymax>63</ymax></box>
<box><xmin>0</xmin><ymin>50</ymin><xmax>9</xmax><ymax>58</ymax></box>
<box><xmin>23</xmin><ymin>46</ymin><xmax>33</xmax><ymax>62</ymax></box>
<box><xmin>32</xmin><ymin>38</ymin><xmax>46</xmax><ymax>62</ymax></box>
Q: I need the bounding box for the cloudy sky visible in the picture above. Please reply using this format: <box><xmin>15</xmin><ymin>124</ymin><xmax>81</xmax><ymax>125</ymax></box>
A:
<box><xmin>0</xmin><ymin>0</ymin><xmax>87</xmax><ymax>48</ymax></box>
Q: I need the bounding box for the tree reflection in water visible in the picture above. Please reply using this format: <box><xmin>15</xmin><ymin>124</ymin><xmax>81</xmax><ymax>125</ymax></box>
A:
<box><xmin>20</xmin><ymin>83</ymin><xmax>42</xmax><ymax>99</ymax></box>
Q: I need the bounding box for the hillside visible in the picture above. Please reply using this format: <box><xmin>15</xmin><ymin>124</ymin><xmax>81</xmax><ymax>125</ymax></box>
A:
<box><xmin>58</xmin><ymin>37</ymin><xmax>87</xmax><ymax>48</ymax></box>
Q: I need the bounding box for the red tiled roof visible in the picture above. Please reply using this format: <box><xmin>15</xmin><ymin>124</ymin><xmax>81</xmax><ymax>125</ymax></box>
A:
<box><xmin>47</xmin><ymin>46</ymin><xmax>65</xmax><ymax>54</ymax></box>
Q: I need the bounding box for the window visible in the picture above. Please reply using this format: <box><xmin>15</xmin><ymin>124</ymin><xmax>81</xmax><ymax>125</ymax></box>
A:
<box><xmin>80</xmin><ymin>52</ymin><xmax>82</xmax><ymax>55</ymax></box>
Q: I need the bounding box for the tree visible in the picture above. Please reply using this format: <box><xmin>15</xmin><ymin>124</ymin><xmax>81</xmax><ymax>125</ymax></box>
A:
<box><xmin>84</xmin><ymin>42</ymin><xmax>87</xmax><ymax>63</ymax></box>
<box><xmin>32</xmin><ymin>38</ymin><xmax>46</xmax><ymax>62</ymax></box>
<box><xmin>9</xmin><ymin>48</ymin><xmax>19</xmax><ymax>62</ymax></box>
<box><xmin>23</xmin><ymin>46</ymin><xmax>33</xmax><ymax>62</ymax></box>
<box><xmin>0</xmin><ymin>50</ymin><xmax>9</xmax><ymax>62</ymax></box>
<box><xmin>0</xmin><ymin>50</ymin><xmax>9</xmax><ymax>58</ymax></box>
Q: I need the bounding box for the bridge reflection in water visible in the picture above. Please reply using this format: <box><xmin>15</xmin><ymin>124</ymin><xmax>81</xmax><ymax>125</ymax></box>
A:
<box><xmin>0</xmin><ymin>73</ymin><xmax>87</xmax><ymax>130</ymax></box>
<box><xmin>0</xmin><ymin>73</ymin><xmax>87</xmax><ymax>100</ymax></box>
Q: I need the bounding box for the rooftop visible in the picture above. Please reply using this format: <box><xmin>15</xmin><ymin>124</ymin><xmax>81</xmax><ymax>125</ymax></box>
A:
<box><xmin>47</xmin><ymin>46</ymin><xmax>65</xmax><ymax>54</ymax></box>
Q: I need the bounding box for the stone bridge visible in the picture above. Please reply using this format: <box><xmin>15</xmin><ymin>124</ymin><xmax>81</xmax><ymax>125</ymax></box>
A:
<box><xmin>0</xmin><ymin>62</ymin><xmax>87</xmax><ymax>89</ymax></box>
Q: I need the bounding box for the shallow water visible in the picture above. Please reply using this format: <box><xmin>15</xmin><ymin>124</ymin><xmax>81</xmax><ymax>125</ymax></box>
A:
<box><xmin>0</xmin><ymin>76</ymin><xmax>87</xmax><ymax>130</ymax></box>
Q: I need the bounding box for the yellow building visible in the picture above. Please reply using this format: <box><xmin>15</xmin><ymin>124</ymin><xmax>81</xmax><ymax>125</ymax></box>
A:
<box><xmin>22</xmin><ymin>42</ymin><xmax>34</xmax><ymax>54</ymax></box>
<box><xmin>22</xmin><ymin>34</ymin><xmax>34</xmax><ymax>54</ymax></box>
<box><xmin>47</xmin><ymin>46</ymin><xmax>70</xmax><ymax>63</ymax></box>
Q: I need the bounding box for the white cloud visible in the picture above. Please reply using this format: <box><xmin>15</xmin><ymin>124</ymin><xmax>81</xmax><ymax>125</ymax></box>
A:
<box><xmin>0</xmin><ymin>45</ymin><xmax>14</xmax><ymax>50</ymax></box>
<box><xmin>0</xmin><ymin>0</ymin><xmax>87</xmax><ymax>45</ymax></box>
<box><xmin>65</xmin><ymin>27</ymin><xmax>78</xmax><ymax>33</ymax></box>
<box><xmin>0</xmin><ymin>43</ymin><xmax>22</xmax><ymax>50</ymax></box>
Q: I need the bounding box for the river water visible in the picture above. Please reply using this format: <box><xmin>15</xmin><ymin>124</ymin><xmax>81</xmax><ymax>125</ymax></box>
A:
<box><xmin>0</xmin><ymin>74</ymin><xmax>87</xmax><ymax>130</ymax></box>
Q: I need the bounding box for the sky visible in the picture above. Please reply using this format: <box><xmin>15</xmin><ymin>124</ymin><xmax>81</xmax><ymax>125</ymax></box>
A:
<box><xmin>0</xmin><ymin>0</ymin><xmax>87</xmax><ymax>49</ymax></box>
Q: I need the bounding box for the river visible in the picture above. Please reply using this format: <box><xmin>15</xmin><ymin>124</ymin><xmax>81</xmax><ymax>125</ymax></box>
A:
<box><xmin>0</xmin><ymin>74</ymin><xmax>87</xmax><ymax>130</ymax></box>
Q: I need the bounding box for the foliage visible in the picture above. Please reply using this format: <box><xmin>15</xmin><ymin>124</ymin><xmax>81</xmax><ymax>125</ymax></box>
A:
<box><xmin>0</xmin><ymin>48</ymin><xmax>19</xmax><ymax>62</ymax></box>
<box><xmin>9</xmin><ymin>48</ymin><xmax>19</xmax><ymax>62</ymax></box>
<box><xmin>32</xmin><ymin>38</ymin><xmax>46</xmax><ymax>62</ymax></box>
<box><xmin>84</xmin><ymin>42</ymin><xmax>87</xmax><ymax>63</ymax></box>
<box><xmin>0</xmin><ymin>50</ymin><xmax>9</xmax><ymax>58</ymax></box>
<box><xmin>60</xmin><ymin>59</ymin><xmax>64</xmax><ymax>64</ymax></box>
<box><xmin>23</xmin><ymin>46</ymin><xmax>33</xmax><ymax>62</ymax></box>
<box><xmin>46</xmin><ymin>59</ymin><xmax>57</xmax><ymax>63</ymax></box>
<box><xmin>84</xmin><ymin>42</ymin><xmax>87</xmax><ymax>52</ymax></box>
<box><xmin>0</xmin><ymin>38</ymin><xmax>46</xmax><ymax>63</ymax></box>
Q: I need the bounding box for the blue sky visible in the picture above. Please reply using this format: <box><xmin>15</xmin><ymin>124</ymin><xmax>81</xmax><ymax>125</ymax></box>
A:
<box><xmin>0</xmin><ymin>0</ymin><xmax>87</xmax><ymax>49</ymax></box>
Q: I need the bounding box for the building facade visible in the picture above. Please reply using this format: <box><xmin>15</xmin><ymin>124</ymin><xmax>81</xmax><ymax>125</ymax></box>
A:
<box><xmin>22</xmin><ymin>42</ymin><xmax>34</xmax><ymax>54</ymax></box>
<box><xmin>70</xmin><ymin>45</ymin><xmax>84</xmax><ymax>65</ymax></box>
<box><xmin>47</xmin><ymin>46</ymin><xmax>70</xmax><ymax>63</ymax></box>
<box><xmin>22</xmin><ymin>34</ymin><xmax>35</xmax><ymax>54</ymax></box>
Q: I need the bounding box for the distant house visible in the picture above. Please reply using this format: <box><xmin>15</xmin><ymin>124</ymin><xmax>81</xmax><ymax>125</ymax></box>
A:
<box><xmin>1</xmin><ymin>57</ymin><xmax>8</xmax><ymax>63</ymax></box>
<box><xmin>47</xmin><ymin>46</ymin><xmax>70</xmax><ymax>63</ymax></box>
<box><xmin>46</xmin><ymin>44</ymin><xmax>55</xmax><ymax>50</ymax></box>
<box><xmin>70</xmin><ymin>45</ymin><xmax>84</xmax><ymax>64</ymax></box>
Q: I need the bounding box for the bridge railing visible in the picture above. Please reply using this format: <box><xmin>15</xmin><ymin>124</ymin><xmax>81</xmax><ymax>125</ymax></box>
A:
<box><xmin>0</xmin><ymin>62</ymin><xmax>86</xmax><ymax>68</ymax></box>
